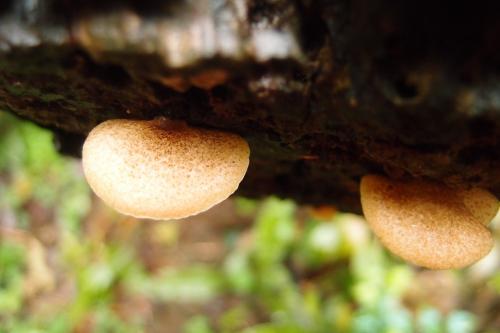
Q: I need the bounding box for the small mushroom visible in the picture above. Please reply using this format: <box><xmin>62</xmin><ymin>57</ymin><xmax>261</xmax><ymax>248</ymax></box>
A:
<box><xmin>360</xmin><ymin>174</ymin><xmax>496</xmax><ymax>269</ymax></box>
<box><xmin>82</xmin><ymin>118</ymin><xmax>250</xmax><ymax>220</ymax></box>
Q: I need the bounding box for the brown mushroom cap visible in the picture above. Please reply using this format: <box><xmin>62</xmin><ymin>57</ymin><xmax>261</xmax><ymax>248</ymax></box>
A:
<box><xmin>360</xmin><ymin>174</ymin><xmax>494</xmax><ymax>269</ymax></box>
<box><xmin>82</xmin><ymin>119</ymin><xmax>250</xmax><ymax>219</ymax></box>
<box><xmin>459</xmin><ymin>188</ymin><xmax>499</xmax><ymax>225</ymax></box>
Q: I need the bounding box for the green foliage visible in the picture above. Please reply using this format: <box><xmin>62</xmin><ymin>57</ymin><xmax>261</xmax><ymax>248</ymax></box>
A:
<box><xmin>130</xmin><ymin>265</ymin><xmax>224</xmax><ymax>303</ymax></box>
<box><xmin>0</xmin><ymin>112</ymin><xmax>91</xmax><ymax>232</ymax></box>
<box><xmin>218</xmin><ymin>198</ymin><xmax>418</xmax><ymax>333</ymax></box>
<box><xmin>0</xmin><ymin>241</ymin><xmax>25</xmax><ymax>315</ymax></box>
<box><xmin>184</xmin><ymin>316</ymin><xmax>215</xmax><ymax>333</ymax></box>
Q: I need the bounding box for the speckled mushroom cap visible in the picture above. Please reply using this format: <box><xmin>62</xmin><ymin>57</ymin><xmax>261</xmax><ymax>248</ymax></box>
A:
<box><xmin>360</xmin><ymin>174</ymin><xmax>495</xmax><ymax>269</ymax></box>
<box><xmin>82</xmin><ymin>119</ymin><xmax>250</xmax><ymax>220</ymax></box>
<box><xmin>459</xmin><ymin>188</ymin><xmax>499</xmax><ymax>225</ymax></box>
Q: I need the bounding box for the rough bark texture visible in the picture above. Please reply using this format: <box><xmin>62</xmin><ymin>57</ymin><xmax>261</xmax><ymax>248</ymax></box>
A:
<box><xmin>1</xmin><ymin>0</ymin><xmax>500</xmax><ymax>213</ymax></box>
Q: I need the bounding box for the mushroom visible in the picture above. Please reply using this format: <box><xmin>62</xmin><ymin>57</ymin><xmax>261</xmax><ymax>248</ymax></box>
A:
<box><xmin>82</xmin><ymin>118</ymin><xmax>250</xmax><ymax>219</ymax></box>
<box><xmin>459</xmin><ymin>187</ymin><xmax>499</xmax><ymax>225</ymax></box>
<box><xmin>360</xmin><ymin>174</ymin><xmax>497</xmax><ymax>269</ymax></box>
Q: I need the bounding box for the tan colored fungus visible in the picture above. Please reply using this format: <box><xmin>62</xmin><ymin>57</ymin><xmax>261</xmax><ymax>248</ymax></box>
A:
<box><xmin>82</xmin><ymin>119</ymin><xmax>250</xmax><ymax>220</ymax></box>
<box><xmin>459</xmin><ymin>188</ymin><xmax>499</xmax><ymax>225</ymax></box>
<box><xmin>360</xmin><ymin>174</ymin><xmax>496</xmax><ymax>269</ymax></box>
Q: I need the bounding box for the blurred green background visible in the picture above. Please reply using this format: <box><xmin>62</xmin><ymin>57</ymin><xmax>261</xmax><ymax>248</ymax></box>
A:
<box><xmin>1</xmin><ymin>111</ymin><xmax>500</xmax><ymax>333</ymax></box>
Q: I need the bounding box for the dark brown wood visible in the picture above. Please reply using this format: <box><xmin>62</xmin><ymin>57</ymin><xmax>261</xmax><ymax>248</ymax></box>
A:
<box><xmin>1</xmin><ymin>0</ymin><xmax>499</xmax><ymax>213</ymax></box>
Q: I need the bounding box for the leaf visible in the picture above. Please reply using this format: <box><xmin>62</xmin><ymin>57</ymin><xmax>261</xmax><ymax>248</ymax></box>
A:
<box><xmin>253</xmin><ymin>198</ymin><xmax>296</xmax><ymax>266</ymax></box>
<box><xmin>130</xmin><ymin>266</ymin><xmax>224</xmax><ymax>303</ymax></box>
<box><xmin>184</xmin><ymin>316</ymin><xmax>215</xmax><ymax>333</ymax></box>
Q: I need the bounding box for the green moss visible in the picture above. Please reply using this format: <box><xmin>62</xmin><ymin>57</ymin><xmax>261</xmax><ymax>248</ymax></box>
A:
<box><xmin>40</xmin><ymin>93</ymin><xmax>66</xmax><ymax>103</ymax></box>
<box><xmin>5</xmin><ymin>84</ymin><xmax>42</xmax><ymax>98</ymax></box>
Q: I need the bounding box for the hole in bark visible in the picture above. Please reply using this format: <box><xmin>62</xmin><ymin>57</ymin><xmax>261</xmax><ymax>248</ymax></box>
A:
<box><xmin>394</xmin><ymin>77</ymin><xmax>419</xmax><ymax>99</ymax></box>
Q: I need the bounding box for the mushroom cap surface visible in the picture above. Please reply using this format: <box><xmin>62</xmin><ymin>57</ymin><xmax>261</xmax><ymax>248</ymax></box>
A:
<box><xmin>360</xmin><ymin>175</ymin><xmax>494</xmax><ymax>269</ymax></box>
<box><xmin>459</xmin><ymin>188</ymin><xmax>499</xmax><ymax>225</ymax></box>
<box><xmin>82</xmin><ymin>119</ymin><xmax>250</xmax><ymax>219</ymax></box>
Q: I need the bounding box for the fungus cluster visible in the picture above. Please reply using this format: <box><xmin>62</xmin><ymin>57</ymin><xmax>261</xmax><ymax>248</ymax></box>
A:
<box><xmin>360</xmin><ymin>175</ymin><xmax>499</xmax><ymax>269</ymax></box>
<box><xmin>82</xmin><ymin>118</ymin><xmax>250</xmax><ymax>220</ymax></box>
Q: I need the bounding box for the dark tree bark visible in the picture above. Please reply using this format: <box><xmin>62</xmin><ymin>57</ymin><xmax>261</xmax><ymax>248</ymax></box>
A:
<box><xmin>1</xmin><ymin>0</ymin><xmax>499</xmax><ymax>213</ymax></box>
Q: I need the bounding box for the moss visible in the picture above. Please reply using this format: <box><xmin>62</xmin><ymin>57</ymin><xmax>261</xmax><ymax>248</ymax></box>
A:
<box><xmin>40</xmin><ymin>93</ymin><xmax>66</xmax><ymax>103</ymax></box>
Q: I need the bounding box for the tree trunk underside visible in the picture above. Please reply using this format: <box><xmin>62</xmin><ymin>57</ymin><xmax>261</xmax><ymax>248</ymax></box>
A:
<box><xmin>1</xmin><ymin>0</ymin><xmax>500</xmax><ymax>213</ymax></box>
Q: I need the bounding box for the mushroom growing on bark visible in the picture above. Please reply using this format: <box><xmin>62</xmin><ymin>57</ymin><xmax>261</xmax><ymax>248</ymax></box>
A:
<box><xmin>82</xmin><ymin>118</ymin><xmax>250</xmax><ymax>219</ymax></box>
<box><xmin>360</xmin><ymin>174</ymin><xmax>499</xmax><ymax>269</ymax></box>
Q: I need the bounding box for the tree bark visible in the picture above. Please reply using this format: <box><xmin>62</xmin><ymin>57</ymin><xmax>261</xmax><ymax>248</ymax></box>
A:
<box><xmin>1</xmin><ymin>0</ymin><xmax>499</xmax><ymax>213</ymax></box>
